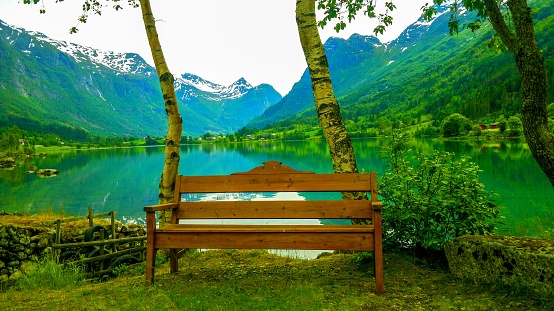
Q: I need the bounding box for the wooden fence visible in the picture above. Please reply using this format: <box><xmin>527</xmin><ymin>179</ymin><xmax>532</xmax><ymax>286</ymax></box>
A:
<box><xmin>45</xmin><ymin>207</ymin><xmax>146</xmax><ymax>279</ymax></box>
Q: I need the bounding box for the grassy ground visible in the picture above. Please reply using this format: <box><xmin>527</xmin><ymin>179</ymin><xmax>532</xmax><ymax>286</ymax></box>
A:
<box><xmin>1</xmin><ymin>249</ymin><xmax>552</xmax><ymax>311</ymax></box>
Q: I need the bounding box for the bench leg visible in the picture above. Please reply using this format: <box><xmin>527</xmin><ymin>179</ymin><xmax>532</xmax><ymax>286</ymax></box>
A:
<box><xmin>145</xmin><ymin>211</ymin><xmax>157</xmax><ymax>285</ymax></box>
<box><xmin>145</xmin><ymin>245</ymin><xmax>156</xmax><ymax>285</ymax></box>
<box><xmin>374</xmin><ymin>246</ymin><xmax>384</xmax><ymax>294</ymax></box>
<box><xmin>170</xmin><ymin>249</ymin><xmax>179</xmax><ymax>273</ymax></box>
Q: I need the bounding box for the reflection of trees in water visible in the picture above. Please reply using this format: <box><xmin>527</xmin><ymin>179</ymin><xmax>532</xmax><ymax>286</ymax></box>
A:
<box><xmin>0</xmin><ymin>165</ymin><xmax>25</xmax><ymax>185</ymax></box>
<box><xmin>3</xmin><ymin>139</ymin><xmax>550</xmax><ymax>230</ymax></box>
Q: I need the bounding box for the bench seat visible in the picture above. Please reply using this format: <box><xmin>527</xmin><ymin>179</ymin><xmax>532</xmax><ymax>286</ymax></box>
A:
<box><xmin>154</xmin><ymin>224</ymin><xmax>375</xmax><ymax>250</ymax></box>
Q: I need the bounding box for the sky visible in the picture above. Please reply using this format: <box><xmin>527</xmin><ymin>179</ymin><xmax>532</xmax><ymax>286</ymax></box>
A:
<box><xmin>0</xmin><ymin>0</ymin><xmax>428</xmax><ymax>95</ymax></box>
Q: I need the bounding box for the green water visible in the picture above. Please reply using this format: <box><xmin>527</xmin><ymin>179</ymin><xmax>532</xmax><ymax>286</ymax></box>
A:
<box><xmin>0</xmin><ymin>139</ymin><xmax>552</xmax><ymax>237</ymax></box>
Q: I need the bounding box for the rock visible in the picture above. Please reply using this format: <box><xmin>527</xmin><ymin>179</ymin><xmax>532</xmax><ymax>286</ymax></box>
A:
<box><xmin>7</xmin><ymin>261</ymin><xmax>19</xmax><ymax>267</ymax></box>
<box><xmin>19</xmin><ymin>236</ymin><xmax>30</xmax><ymax>245</ymax></box>
<box><xmin>0</xmin><ymin>227</ymin><xmax>8</xmax><ymax>239</ymax></box>
<box><xmin>445</xmin><ymin>235</ymin><xmax>554</xmax><ymax>296</ymax></box>
<box><xmin>26</xmin><ymin>165</ymin><xmax>37</xmax><ymax>173</ymax></box>
<box><xmin>36</xmin><ymin>169</ymin><xmax>59</xmax><ymax>178</ymax></box>
<box><xmin>20</xmin><ymin>261</ymin><xmax>35</xmax><ymax>274</ymax></box>
<box><xmin>38</xmin><ymin>237</ymin><xmax>50</xmax><ymax>248</ymax></box>
<box><xmin>0</xmin><ymin>157</ymin><xmax>15</xmax><ymax>169</ymax></box>
<box><xmin>8</xmin><ymin>269</ymin><xmax>23</xmax><ymax>281</ymax></box>
<box><xmin>16</xmin><ymin>252</ymin><xmax>27</xmax><ymax>260</ymax></box>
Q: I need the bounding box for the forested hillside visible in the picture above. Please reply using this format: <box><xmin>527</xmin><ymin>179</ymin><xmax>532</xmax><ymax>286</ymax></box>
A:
<box><xmin>247</xmin><ymin>0</ymin><xmax>553</xmax><ymax>136</ymax></box>
<box><xmin>0</xmin><ymin>20</ymin><xmax>281</xmax><ymax>139</ymax></box>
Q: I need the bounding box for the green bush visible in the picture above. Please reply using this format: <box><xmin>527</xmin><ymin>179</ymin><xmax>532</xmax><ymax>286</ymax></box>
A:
<box><xmin>506</xmin><ymin>115</ymin><xmax>523</xmax><ymax>137</ymax></box>
<box><xmin>379</xmin><ymin>131</ymin><xmax>501</xmax><ymax>250</ymax></box>
<box><xmin>497</xmin><ymin>115</ymin><xmax>507</xmax><ymax>133</ymax></box>
<box><xmin>441</xmin><ymin>113</ymin><xmax>472</xmax><ymax>137</ymax></box>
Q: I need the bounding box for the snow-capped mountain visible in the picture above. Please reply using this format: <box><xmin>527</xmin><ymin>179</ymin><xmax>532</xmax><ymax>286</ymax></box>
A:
<box><xmin>0</xmin><ymin>19</ymin><xmax>281</xmax><ymax>137</ymax></box>
<box><xmin>172</xmin><ymin>73</ymin><xmax>281</xmax><ymax>130</ymax></box>
<box><xmin>174</xmin><ymin>74</ymin><xmax>256</xmax><ymax>101</ymax></box>
<box><xmin>248</xmin><ymin>4</ymin><xmax>463</xmax><ymax>128</ymax></box>
<box><xmin>4</xmin><ymin>22</ymin><xmax>154</xmax><ymax>75</ymax></box>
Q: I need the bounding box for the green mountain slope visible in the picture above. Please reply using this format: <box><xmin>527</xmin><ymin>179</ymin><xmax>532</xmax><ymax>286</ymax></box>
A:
<box><xmin>248</xmin><ymin>0</ymin><xmax>553</xmax><ymax>131</ymax></box>
<box><xmin>0</xmin><ymin>21</ymin><xmax>281</xmax><ymax>138</ymax></box>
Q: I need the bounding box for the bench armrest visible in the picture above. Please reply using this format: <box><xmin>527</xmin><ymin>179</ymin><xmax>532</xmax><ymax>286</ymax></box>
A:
<box><xmin>372</xmin><ymin>201</ymin><xmax>383</xmax><ymax>211</ymax></box>
<box><xmin>144</xmin><ymin>203</ymin><xmax>179</xmax><ymax>213</ymax></box>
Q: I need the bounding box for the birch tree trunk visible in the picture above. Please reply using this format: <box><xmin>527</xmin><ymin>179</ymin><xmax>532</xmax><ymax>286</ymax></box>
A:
<box><xmin>483</xmin><ymin>0</ymin><xmax>554</xmax><ymax>186</ymax></box>
<box><xmin>296</xmin><ymin>0</ymin><xmax>368</xmax><ymax>220</ymax></box>
<box><xmin>139</xmin><ymin>0</ymin><xmax>183</xmax><ymax>225</ymax></box>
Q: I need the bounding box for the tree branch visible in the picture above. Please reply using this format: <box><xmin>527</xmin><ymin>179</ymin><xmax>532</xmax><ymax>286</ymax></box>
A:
<box><xmin>482</xmin><ymin>0</ymin><xmax>518</xmax><ymax>54</ymax></box>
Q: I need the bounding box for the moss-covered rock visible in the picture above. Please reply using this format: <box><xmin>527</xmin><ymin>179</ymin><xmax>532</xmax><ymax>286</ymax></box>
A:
<box><xmin>444</xmin><ymin>235</ymin><xmax>554</xmax><ymax>296</ymax></box>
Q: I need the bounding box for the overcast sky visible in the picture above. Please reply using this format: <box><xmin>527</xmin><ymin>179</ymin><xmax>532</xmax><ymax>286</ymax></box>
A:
<box><xmin>0</xmin><ymin>0</ymin><xmax>428</xmax><ymax>95</ymax></box>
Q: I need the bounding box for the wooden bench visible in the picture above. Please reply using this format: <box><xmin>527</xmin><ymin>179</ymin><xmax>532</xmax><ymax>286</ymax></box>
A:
<box><xmin>144</xmin><ymin>160</ymin><xmax>384</xmax><ymax>294</ymax></box>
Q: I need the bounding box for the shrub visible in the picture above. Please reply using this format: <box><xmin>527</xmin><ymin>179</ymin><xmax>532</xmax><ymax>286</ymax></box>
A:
<box><xmin>497</xmin><ymin>115</ymin><xmax>507</xmax><ymax>133</ymax></box>
<box><xmin>506</xmin><ymin>115</ymin><xmax>523</xmax><ymax>137</ymax></box>
<box><xmin>441</xmin><ymin>113</ymin><xmax>472</xmax><ymax>137</ymax></box>
<box><xmin>379</xmin><ymin>131</ymin><xmax>501</xmax><ymax>250</ymax></box>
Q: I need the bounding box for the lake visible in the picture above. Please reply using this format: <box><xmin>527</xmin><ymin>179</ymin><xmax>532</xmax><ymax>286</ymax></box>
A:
<box><xmin>1</xmin><ymin>138</ymin><xmax>552</xmax><ymax>237</ymax></box>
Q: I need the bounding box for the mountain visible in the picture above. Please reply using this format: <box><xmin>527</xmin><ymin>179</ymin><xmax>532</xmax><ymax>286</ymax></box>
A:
<box><xmin>247</xmin><ymin>1</ymin><xmax>554</xmax><ymax>130</ymax></box>
<box><xmin>174</xmin><ymin>74</ymin><xmax>281</xmax><ymax>132</ymax></box>
<box><xmin>0</xmin><ymin>20</ymin><xmax>281</xmax><ymax>138</ymax></box>
<box><xmin>246</xmin><ymin>5</ymin><xmax>454</xmax><ymax>128</ymax></box>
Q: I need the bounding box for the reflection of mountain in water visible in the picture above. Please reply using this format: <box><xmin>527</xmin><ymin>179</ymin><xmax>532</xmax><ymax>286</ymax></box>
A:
<box><xmin>179</xmin><ymin>190</ymin><xmax>325</xmax><ymax>259</ymax></box>
<box><xmin>182</xmin><ymin>191</ymin><xmax>305</xmax><ymax>202</ymax></box>
<box><xmin>180</xmin><ymin>191</ymin><xmax>322</xmax><ymax>226</ymax></box>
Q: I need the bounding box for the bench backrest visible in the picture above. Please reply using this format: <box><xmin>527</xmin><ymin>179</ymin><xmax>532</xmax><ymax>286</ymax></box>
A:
<box><xmin>170</xmin><ymin>161</ymin><xmax>380</xmax><ymax>223</ymax></box>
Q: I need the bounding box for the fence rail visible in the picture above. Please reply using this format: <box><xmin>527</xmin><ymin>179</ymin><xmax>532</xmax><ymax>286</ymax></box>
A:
<box><xmin>48</xmin><ymin>207</ymin><xmax>146</xmax><ymax>279</ymax></box>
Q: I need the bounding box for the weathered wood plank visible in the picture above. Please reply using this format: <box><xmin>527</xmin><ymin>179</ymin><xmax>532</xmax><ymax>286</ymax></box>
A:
<box><xmin>178</xmin><ymin>173</ymin><xmax>372</xmax><ymax>193</ymax></box>
<box><xmin>175</xmin><ymin>200</ymin><xmax>372</xmax><ymax>219</ymax></box>
<box><xmin>154</xmin><ymin>231</ymin><xmax>375</xmax><ymax>251</ymax></box>
<box><xmin>157</xmin><ymin>224</ymin><xmax>374</xmax><ymax>233</ymax></box>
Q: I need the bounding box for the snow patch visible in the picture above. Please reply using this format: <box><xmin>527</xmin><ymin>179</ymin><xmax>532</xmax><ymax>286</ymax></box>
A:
<box><xmin>30</xmin><ymin>32</ymin><xmax>150</xmax><ymax>74</ymax></box>
<box><xmin>175</xmin><ymin>74</ymin><xmax>254</xmax><ymax>100</ymax></box>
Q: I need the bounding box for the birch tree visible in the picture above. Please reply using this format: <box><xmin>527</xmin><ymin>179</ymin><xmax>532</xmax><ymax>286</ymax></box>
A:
<box><xmin>138</xmin><ymin>0</ymin><xmax>182</xmax><ymax>226</ymax></box>
<box><xmin>296</xmin><ymin>0</ymin><xmax>368</xmax><ymax>212</ymax></box>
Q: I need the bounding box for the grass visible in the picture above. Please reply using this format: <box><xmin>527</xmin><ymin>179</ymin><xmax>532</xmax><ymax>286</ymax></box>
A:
<box><xmin>14</xmin><ymin>256</ymin><xmax>86</xmax><ymax>291</ymax></box>
<box><xmin>1</xmin><ymin>249</ymin><xmax>552</xmax><ymax>310</ymax></box>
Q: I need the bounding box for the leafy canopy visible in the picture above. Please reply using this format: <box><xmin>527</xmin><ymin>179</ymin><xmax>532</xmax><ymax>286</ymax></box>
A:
<box><xmin>317</xmin><ymin>0</ymin><xmax>508</xmax><ymax>39</ymax></box>
<box><xmin>317</xmin><ymin>0</ymin><xmax>396</xmax><ymax>34</ymax></box>
<box><xmin>23</xmin><ymin>0</ymin><xmax>139</xmax><ymax>34</ymax></box>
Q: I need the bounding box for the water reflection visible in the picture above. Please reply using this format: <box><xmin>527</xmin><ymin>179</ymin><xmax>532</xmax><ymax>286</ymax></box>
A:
<box><xmin>0</xmin><ymin>139</ymin><xmax>552</xmax><ymax>237</ymax></box>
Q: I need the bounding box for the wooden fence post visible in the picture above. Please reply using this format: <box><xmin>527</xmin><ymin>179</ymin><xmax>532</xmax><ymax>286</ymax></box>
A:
<box><xmin>55</xmin><ymin>219</ymin><xmax>61</xmax><ymax>261</ymax></box>
<box><xmin>110</xmin><ymin>211</ymin><xmax>116</xmax><ymax>252</ymax></box>
<box><xmin>88</xmin><ymin>206</ymin><xmax>93</xmax><ymax>227</ymax></box>
<box><xmin>99</xmin><ymin>229</ymin><xmax>105</xmax><ymax>270</ymax></box>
